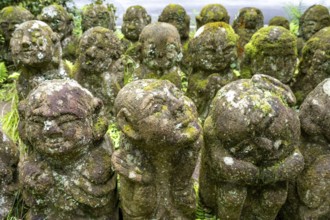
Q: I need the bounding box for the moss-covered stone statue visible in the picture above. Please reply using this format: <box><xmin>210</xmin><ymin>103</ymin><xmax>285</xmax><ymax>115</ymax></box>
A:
<box><xmin>186</xmin><ymin>22</ymin><xmax>239</xmax><ymax>119</ymax></box>
<box><xmin>121</xmin><ymin>5</ymin><xmax>151</xmax><ymax>52</ymax></box>
<box><xmin>200</xmin><ymin>74</ymin><xmax>304</xmax><ymax>220</ymax></box>
<box><xmin>18</xmin><ymin>79</ymin><xmax>118</xmax><ymax>219</ymax></box>
<box><xmin>134</xmin><ymin>22</ymin><xmax>184</xmax><ymax>89</ymax></box>
<box><xmin>81</xmin><ymin>2</ymin><xmax>116</xmax><ymax>33</ymax></box>
<box><xmin>10</xmin><ymin>20</ymin><xmax>67</xmax><ymax>101</ymax></box>
<box><xmin>0</xmin><ymin>6</ymin><xmax>34</xmax><ymax>70</ymax></box>
<box><xmin>74</xmin><ymin>26</ymin><xmax>124</xmax><ymax>117</ymax></box>
<box><xmin>280</xmin><ymin>78</ymin><xmax>330</xmax><ymax>219</ymax></box>
<box><xmin>158</xmin><ymin>4</ymin><xmax>190</xmax><ymax>45</ymax></box>
<box><xmin>269</xmin><ymin>16</ymin><xmax>290</xmax><ymax>30</ymax></box>
<box><xmin>112</xmin><ymin>79</ymin><xmax>202</xmax><ymax>219</ymax></box>
<box><xmin>297</xmin><ymin>4</ymin><xmax>330</xmax><ymax>56</ymax></box>
<box><xmin>232</xmin><ymin>7</ymin><xmax>264</xmax><ymax>60</ymax></box>
<box><xmin>292</xmin><ymin>27</ymin><xmax>330</xmax><ymax>106</ymax></box>
<box><xmin>37</xmin><ymin>4</ymin><xmax>77</xmax><ymax>61</ymax></box>
<box><xmin>241</xmin><ymin>26</ymin><xmax>298</xmax><ymax>85</ymax></box>
<box><xmin>0</xmin><ymin>131</ymin><xmax>19</xmax><ymax>219</ymax></box>
<box><xmin>195</xmin><ymin>4</ymin><xmax>230</xmax><ymax>30</ymax></box>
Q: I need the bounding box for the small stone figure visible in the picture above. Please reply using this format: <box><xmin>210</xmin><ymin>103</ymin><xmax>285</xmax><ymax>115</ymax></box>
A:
<box><xmin>18</xmin><ymin>79</ymin><xmax>118</xmax><ymax>219</ymax></box>
<box><xmin>112</xmin><ymin>79</ymin><xmax>202</xmax><ymax>219</ymax></box>
<box><xmin>74</xmin><ymin>26</ymin><xmax>124</xmax><ymax>117</ymax></box>
<box><xmin>195</xmin><ymin>4</ymin><xmax>230</xmax><ymax>30</ymax></box>
<box><xmin>121</xmin><ymin>5</ymin><xmax>151</xmax><ymax>51</ymax></box>
<box><xmin>280</xmin><ymin>78</ymin><xmax>330</xmax><ymax>219</ymax></box>
<box><xmin>186</xmin><ymin>22</ymin><xmax>239</xmax><ymax>119</ymax></box>
<box><xmin>0</xmin><ymin>131</ymin><xmax>19</xmax><ymax>219</ymax></box>
<box><xmin>37</xmin><ymin>4</ymin><xmax>77</xmax><ymax>61</ymax></box>
<box><xmin>232</xmin><ymin>7</ymin><xmax>264</xmax><ymax>60</ymax></box>
<box><xmin>241</xmin><ymin>26</ymin><xmax>298</xmax><ymax>85</ymax></box>
<box><xmin>10</xmin><ymin>20</ymin><xmax>66</xmax><ymax>101</ymax></box>
<box><xmin>0</xmin><ymin>6</ymin><xmax>34</xmax><ymax>70</ymax></box>
<box><xmin>81</xmin><ymin>2</ymin><xmax>116</xmax><ymax>32</ymax></box>
<box><xmin>134</xmin><ymin>22</ymin><xmax>183</xmax><ymax>89</ymax></box>
<box><xmin>297</xmin><ymin>4</ymin><xmax>330</xmax><ymax>56</ymax></box>
<box><xmin>269</xmin><ymin>16</ymin><xmax>290</xmax><ymax>30</ymax></box>
<box><xmin>158</xmin><ymin>4</ymin><xmax>190</xmax><ymax>45</ymax></box>
<box><xmin>200</xmin><ymin>74</ymin><xmax>304</xmax><ymax>220</ymax></box>
<box><xmin>292</xmin><ymin>27</ymin><xmax>330</xmax><ymax>105</ymax></box>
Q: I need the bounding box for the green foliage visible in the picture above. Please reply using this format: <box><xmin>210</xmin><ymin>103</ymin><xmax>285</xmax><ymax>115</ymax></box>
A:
<box><xmin>194</xmin><ymin>182</ymin><xmax>217</xmax><ymax>220</ymax></box>
<box><xmin>0</xmin><ymin>62</ymin><xmax>8</xmax><ymax>84</ymax></box>
<box><xmin>72</xmin><ymin>7</ymin><xmax>82</xmax><ymax>37</ymax></box>
<box><xmin>5</xmin><ymin>190</ymin><xmax>27</xmax><ymax>220</ymax></box>
<box><xmin>284</xmin><ymin>0</ymin><xmax>306</xmax><ymax>35</ymax></box>
<box><xmin>107</xmin><ymin>121</ymin><xmax>121</xmax><ymax>149</ymax></box>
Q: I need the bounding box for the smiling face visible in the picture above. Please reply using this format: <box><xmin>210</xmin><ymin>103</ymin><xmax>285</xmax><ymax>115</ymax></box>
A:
<box><xmin>115</xmin><ymin>79</ymin><xmax>201</xmax><ymax>148</ymax></box>
<box><xmin>10</xmin><ymin>20</ymin><xmax>55</xmax><ymax>67</ymax></box>
<box><xmin>121</xmin><ymin>6</ymin><xmax>151</xmax><ymax>41</ymax></box>
<box><xmin>20</xmin><ymin>80</ymin><xmax>97</xmax><ymax>157</ymax></box>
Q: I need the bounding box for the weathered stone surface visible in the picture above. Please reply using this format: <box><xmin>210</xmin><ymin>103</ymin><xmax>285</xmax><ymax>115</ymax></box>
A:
<box><xmin>0</xmin><ymin>6</ymin><xmax>34</xmax><ymax>69</ymax></box>
<box><xmin>232</xmin><ymin>7</ymin><xmax>264</xmax><ymax>60</ymax></box>
<box><xmin>74</xmin><ymin>26</ymin><xmax>124</xmax><ymax>117</ymax></box>
<box><xmin>121</xmin><ymin>5</ymin><xmax>151</xmax><ymax>51</ymax></box>
<box><xmin>81</xmin><ymin>2</ymin><xmax>116</xmax><ymax>32</ymax></box>
<box><xmin>269</xmin><ymin>16</ymin><xmax>290</xmax><ymax>30</ymax></box>
<box><xmin>37</xmin><ymin>4</ymin><xmax>77</xmax><ymax>61</ymax></box>
<box><xmin>112</xmin><ymin>79</ymin><xmax>202</xmax><ymax>219</ymax></box>
<box><xmin>241</xmin><ymin>26</ymin><xmax>298</xmax><ymax>84</ymax></box>
<box><xmin>195</xmin><ymin>4</ymin><xmax>230</xmax><ymax>30</ymax></box>
<box><xmin>134</xmin><ymin>22</ymin><xmax>183</xmax><ymax>89</ymax></box>
<box><xmin>0</xmin><ymin>130</ymin><xmax>19</xmax><ymax>219</ymax></box>
<box><xmin>18</xmin><ymin>79</ymin><xmax>118</xmax><ymax>219</ymax></box>
<box><xmin>200</xmin><ymin>74</ymin><xmax>304</xmax><ymax>219</ymax></box>
<box><xmin>186</xmin><ymin>22</ymin><xmax>239</xmax><ymax>119</ymax></box>
<box><xmin>280</xmin><ymin>78</ymin><xmax>330</xmax><ymax>220</ymax></box>
<box><xmin>158</xmin><ymin>4</ymin><xmax>190</xmax><ymax>44</ymax></box>
<box><xmin>292</xmin><ymin>27</ymin><xmax>330</xmax><ymax>105</ymax></box>
<box><xmin>10</xmin><ymin>20</ymin><xmax>66</xmax><ymax>101</ymax></box>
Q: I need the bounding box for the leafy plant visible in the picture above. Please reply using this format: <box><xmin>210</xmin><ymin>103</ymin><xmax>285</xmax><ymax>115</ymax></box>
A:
<box><xmin>284</xmin><ymin>0</ymin><xmax>306</xmax><ymax>35</ymax></box>
<box><xmin>0</xmin><ymin>62</ymin><xmax>8</xmax><ymax>84</ymax></box>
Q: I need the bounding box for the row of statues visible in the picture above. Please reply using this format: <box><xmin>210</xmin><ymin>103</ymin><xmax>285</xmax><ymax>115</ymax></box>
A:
<box><xmin>0</xmin><ymin>2</ymin><xmax>330</xmax><ymax>220</ymax></box>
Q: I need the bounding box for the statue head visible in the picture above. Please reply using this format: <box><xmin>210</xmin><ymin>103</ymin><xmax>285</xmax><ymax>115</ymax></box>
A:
<box><xmin>269</xmin><ymin>16</ymin><xmax>290</xmax><ymax>30</ymax></box>
<box><xmin>37</xmin><ymin>4</ymin><xmax>73</xmax><ymax>40</ymax></box>
<box><xmin>233</xmin><ymin>7</ymin><xmax>264</xmax><ymax>30</ymax></box>
<box><xmin>121</xmin><ymin>5</ymin><xmax>151</xmax><ymax>41</ymax></box>
<box><xmin>196</xmin><ymin>4</ymin><xmax>230</xmax><ymax>30</ymax></box>
<box><xmin>18</xmin><ymin>79</ymin><xmax>108</xmax><ymax>159</ymax></box>
<box><xmin>158</xmin><ymin>4</ymin><xmax>190</xmax><ymax>42</ymax></box>
<box><xmin>115</xmin><ymin>79</ymin><xmax>201</xmax><ymax>148</ymax></box>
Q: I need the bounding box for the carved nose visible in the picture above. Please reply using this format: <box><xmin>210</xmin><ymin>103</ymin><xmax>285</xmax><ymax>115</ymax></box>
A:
<box><xmin>43</xmin><ymin>120</ymin><xmax>62</xmax><ymax>137</ymax></box>
<box><xmin>21</xmin><ymin>35</ymin><xmax>31</xmax><ymax>48</ymax></box>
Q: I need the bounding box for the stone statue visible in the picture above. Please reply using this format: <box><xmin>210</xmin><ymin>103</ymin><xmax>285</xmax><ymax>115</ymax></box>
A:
<box><xmin>121</xmin><ymin>5</ymin><xmax>151</xmax><ymax>52</ymax></box>
<box><xmin>199</xmin><ymin>74</ymin><xmax>304</xmax><ymax>219</ymax></box>
<box><xmin>134</xmin><ymin>22</ymin><xmax>184</xmax><ymax>89</ymax></box>
<box><xmin>241</xmin><ymin>26</ymin><xmax>298</xmax><ymax>85</ymax></box>
<box><xmin>0</xmin><ymin>6</ymin><xmax>34</xmax><ymax>70</ymax></box>
<box><xmin>195</xmin><ymin>4</ymin><xmax>230</xmax><ymax>30</ymax></box>
<box><xmin>232</xmin><ymin>7</ymin><xmax>264</xmax><ymax>60</ymax></box>
<box><xmin>292</xmin><ymin>27</ymin><xmax>330</xmax><ymax>105</ymax></box>
<box><xmin>37</xmin><ymin>4</ymin><xmax>77</xmax><ymax>61</ymax></box>
<box><xmin>74</xmin><ymin>26</ymin><xmax>124</xmax><ymax>117</ymax></box>
<box><xmin>186</xmin><ymin>22</ymin><xmax>239</xmax><ymax>120</ymax></box>
<box><xmin>269</xmin><ymin>16</ymin><xmax>290</xmax><ymax>30</ymax></box>
<box><xmin>112</xmin><ymin>79</ymin><xmax>202</xmax><ymax>219</ymax></box>
<box><xmin>280</xmin><ymin>78</ymin><xmax>330</xmax><ymax>220</ymax></box>
<box><xmin>0</xmin><ymin>131</ymin><xmax>19</xmax><ymax>219</ymax></box>
<box><xmin>81</xmin><ymin>2</ymin><xmax>116</xmax><ymax>32</ymax></box>
<box><xmin>297</xmin><ymin>4</ymin><xmax>330</xmax><ymax>56</ymax></box>
<box><xmin>18</xmin><ymin>79</ymin><xmax>118</xmax><ymax>219</ymax></box>
<box><xmin>10</xmin><ymin>20</ymin><xmax>66</xmax><ymax>101</ymax></box>
<box><xmin>158</xmin><ymin>4</ymin><xmax>190</xmax><ymax>45</ymax></box>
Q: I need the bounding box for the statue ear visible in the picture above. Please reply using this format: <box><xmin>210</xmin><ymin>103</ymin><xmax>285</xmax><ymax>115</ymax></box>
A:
<box><xmin>92</xmin><ymin>98</ymin><xmax>109</xmax><ymax>140</ymax></box>
<box><xmin>117</xmin><ymin>108</ymin><xmax>141</xmax><ymax>141</ymax></box>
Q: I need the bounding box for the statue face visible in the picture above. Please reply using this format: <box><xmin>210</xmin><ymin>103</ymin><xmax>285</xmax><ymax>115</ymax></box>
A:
<box><xmin>10</xmin><ymin>21</ymin><xmax>54</xmax><ymax>67</ymax></box>
<box><xmin>122</xmin><ymin>9</ymin><xmax>150</xmax><ymax>41</ymax></box>
<box><xmin>136</xmin><ymin>82</ymin><xmax>200</xmax><ymax>147</ymax></box>
<box><xmin>38</xmin><ymin>5</ymin><xmax>72</xmax><ymax>40</ymax></box>
<box><xmin>302</xmin><ymin>7</ymin><xmax>330</xmax><ymax>40</ymax></box>
<box><xmin>82</xmin><ymin>5</ymin><xmax>115</xmax><ymax>32</ymax></box>
<box><xmin>23</xmin><ymin>80</ymin><xmax>95</xmax><ymax>156</ymax></box>
<box><xmin>78</xmin><ymin>28</ymin><xmax>121</xmax><ymax>73</ymax></box>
